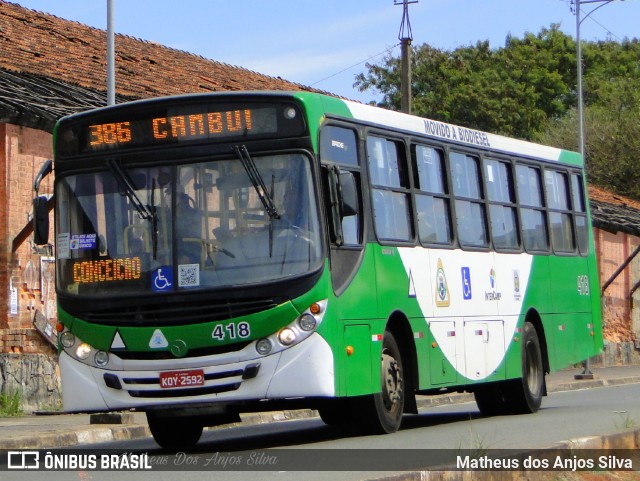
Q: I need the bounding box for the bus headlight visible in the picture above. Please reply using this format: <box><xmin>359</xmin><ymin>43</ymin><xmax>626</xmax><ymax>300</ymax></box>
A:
<box><xmin>60</xmin><ymin>331</ymin><xmax>76</xmax><ymax>348</ymax></box>
<box><xmin>76</xmin><ymin>343</ymin><xmax>92</xmax><ymax>360</ymax></box>
<box><xmin>278</xmin><ymin>328</ymin><xmax>296</xmax><ymax>346</ymax></box>
<box><xmin>256</xmin><ymin>338</ymin><xmax>272</xmax><ymax>355</ymax></box>
<box><xmin>252</xmin><ymin>299</ymin><xmax>328</xmax><ymax>357</ymax></box>
<box><xmin>298</xmin><ymin>313</ymin><xmax>317</xmax><ymax>332</ymax></box>
<box><xmin>94</xmin><ymin>351</ymin><xmax>110</xmax><ymax>367</ymax></box>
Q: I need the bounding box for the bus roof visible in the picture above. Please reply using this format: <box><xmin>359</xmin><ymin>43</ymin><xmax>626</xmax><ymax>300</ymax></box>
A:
<box><xmin>337</xmin><ymin>99</ymin><xmax>580</xmax><ymax>166</ymax></box>
<box><xmin>56</xmin><ymin>91</ymin><xmax>582</xmax><ymax>167</ymax></box>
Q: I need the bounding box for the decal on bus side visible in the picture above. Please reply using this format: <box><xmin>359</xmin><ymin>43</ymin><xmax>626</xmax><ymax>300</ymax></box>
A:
<box><xmin>397</xmin><ymin>248</ymin><xmax>534</xmax><ymax>381</ymax></box>
<box><xmin>435</xmin><ymin>259</ymin><xmax>450</xmax><ymax>307</ymax></box>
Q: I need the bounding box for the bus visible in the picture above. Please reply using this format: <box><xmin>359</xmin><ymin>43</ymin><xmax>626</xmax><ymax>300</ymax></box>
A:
<box><xmin>33</xmin><ymin>91</ymin><xmax>603</xmax><ymax>448</ymax></box>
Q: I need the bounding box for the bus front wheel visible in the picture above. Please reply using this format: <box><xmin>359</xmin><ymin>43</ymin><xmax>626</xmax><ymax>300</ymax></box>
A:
<box><xmin>352</xmin><ymin>330</ymin><xmax>405</xmax><ymax>434</ymax></box>
<box><xmin>146</xmin><ymin>412</ymin><xmax>203</xmax><ymax>449</ymax></box>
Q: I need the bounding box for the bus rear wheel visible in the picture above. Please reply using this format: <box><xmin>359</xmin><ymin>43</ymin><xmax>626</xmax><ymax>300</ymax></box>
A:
<box><xmin>474</xmin><ymin>382</ymin><xmax>508</xmax><ymax>416</ymax></box>
<box><xmin>146</xmin><ymin>412</ymin><xmax>203</xmax><ymax>450</ymax></box>
<box><xmin>352</xmin><ymin>330</ymin><xmax>405</xmax><ymax>434</ymax></box>
<box><xmin>505</xmin><ymin>321</ymin><xmax>544</xmax><ymax>414</ymax></box>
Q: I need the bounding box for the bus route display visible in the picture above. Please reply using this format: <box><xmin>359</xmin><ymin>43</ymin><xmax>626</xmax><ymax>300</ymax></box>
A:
<box><xmin>56</xmin><ymin>98</ymin><xmax>305</xmax><ymax>157</ymax></box>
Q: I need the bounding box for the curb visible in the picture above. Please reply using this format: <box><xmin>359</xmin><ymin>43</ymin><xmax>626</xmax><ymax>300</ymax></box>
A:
<box><xmin>0</xmin><ymin>425</ymin><xmax>151</xmax><ymax>450</ymax></box>
<box><xmin>2</xmin><ymin>377</ymin><xmax>640</xmax><ymax>450</ymax></box>
<box><xmin>370</xmin><ymin>429</ymin><xmax>640</xmax><ymax>481</ymax></box>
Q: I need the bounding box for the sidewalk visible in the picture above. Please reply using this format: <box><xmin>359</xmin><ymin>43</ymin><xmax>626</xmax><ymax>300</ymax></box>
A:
<box><xmin>1</xmin><ymin>365</ymin><xmax>639</xmax><ymax>450</ymax></box>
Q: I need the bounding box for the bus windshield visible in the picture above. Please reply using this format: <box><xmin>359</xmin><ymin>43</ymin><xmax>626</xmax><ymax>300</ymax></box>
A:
<box><xmin>55</xmin><ymin>152</ymin><xmax>323</xmax><ymax>297</ymax></box>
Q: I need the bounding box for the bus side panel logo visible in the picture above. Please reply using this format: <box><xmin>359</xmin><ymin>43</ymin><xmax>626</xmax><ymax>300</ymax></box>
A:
<box><xmin>408</xmin><ymin>269</ymin><xmax>417</xmax><ymax>298</ymax></box>
<box><xmin>461</xmin><ymin>267</ymin><xmax>472</xmax><ymax>300</ymax></box>
<box><xmin>435</xmin><ymin>259</ymin><xmax>450</xmax><ymax>307</ymax></box>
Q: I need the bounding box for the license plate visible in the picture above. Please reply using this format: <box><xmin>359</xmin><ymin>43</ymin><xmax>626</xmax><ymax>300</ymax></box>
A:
<box><xmin>159</xmin><ymin>369</ymin><xmax>205</xmax><ymax>389</ymax></box>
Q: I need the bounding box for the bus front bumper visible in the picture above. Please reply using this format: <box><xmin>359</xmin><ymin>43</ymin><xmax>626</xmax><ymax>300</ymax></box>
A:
<box><xmin>59</xmin><ymin>332</ymin><xmax>335</xmax><ymax>412</ymax></box>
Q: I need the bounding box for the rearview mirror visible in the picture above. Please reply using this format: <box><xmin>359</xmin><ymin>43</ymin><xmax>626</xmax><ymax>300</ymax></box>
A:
<box><xmin>338</xmin><ymin>171</ymin><xmax>358</xmax><ymax>218</ymax></box>
<box><xmin>33</xmin><ymin>196</ymin><xmax>50</xmax><ymax>245</ymax></box>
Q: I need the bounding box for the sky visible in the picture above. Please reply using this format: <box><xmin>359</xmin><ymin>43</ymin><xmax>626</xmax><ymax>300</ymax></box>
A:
<box><xmin>10</xmin><ymin>0</ymin><xmax>640</xmax><ymax>103</ymax></box>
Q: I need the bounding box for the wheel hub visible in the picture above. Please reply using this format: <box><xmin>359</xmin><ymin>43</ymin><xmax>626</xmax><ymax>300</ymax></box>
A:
<box><xmin>381</xmin><ymin>352</ymin><xmax>403</xmax><ymax>409</ymax></box>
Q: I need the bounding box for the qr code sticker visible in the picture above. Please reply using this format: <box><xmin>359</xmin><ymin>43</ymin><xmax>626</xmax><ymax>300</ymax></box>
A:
<box><xmin>178</xmin><ymin>264</ymin><xmax>200</xmax><ymax>287</ymax></box>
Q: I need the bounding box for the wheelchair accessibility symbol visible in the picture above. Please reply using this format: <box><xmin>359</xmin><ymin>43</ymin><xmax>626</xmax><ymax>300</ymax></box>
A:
<box><xmin>461</xmin><ymin>267</ymin><xmax>472</xmax><ymax>300</ymax></box>
<box><xmin>152</xmin><ymin>266</ymin><xmax>173</xmax><ymax>292</ymax></box>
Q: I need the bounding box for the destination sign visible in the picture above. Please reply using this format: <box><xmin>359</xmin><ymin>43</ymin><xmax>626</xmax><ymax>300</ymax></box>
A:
<box><xmin>88</xmin><ymin>109</ymin><xmax>254</xmax><ymax>149</ymax></box>
<box><xmin>56</xmin><ymin>99</ymin><xmax>306</xmax><ymax>157</ymax></box>
<box><xmin>73</xmin><ymin>257</ymin><xmax>142</xmax><ymax>284</ymax></box>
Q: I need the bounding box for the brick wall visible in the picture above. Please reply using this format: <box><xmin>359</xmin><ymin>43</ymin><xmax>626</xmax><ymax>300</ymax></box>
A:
<box><xmin>595</xmin><ymin>227</ymin><xmax>639</xmax><ymax>343</ymax></box>
<box><xmin>0</xmin><ymin>122</ymin><xmax>55</xmax><ymax>354</ymax></box>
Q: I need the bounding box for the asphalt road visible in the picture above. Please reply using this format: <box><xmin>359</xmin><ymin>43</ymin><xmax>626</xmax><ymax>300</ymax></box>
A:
<box><xmin>8</xmin><ymin>382</ymin><xmax>640</xmax><ymax>481</ymax></box>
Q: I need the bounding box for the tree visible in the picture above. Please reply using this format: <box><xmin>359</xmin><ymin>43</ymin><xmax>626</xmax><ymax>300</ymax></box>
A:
<box><xmin>355</xmin><ymin>25</ymin><xmax>640</xmax><ymax>199</ymax></box>
<box><xmin>535</xmin><ymin>77</ymin><xmax>640</xmax><ymax>199</ymax></box>
<box><xmin>355</xmin><ymin>25</ymin><xmax>575</xmax><ymax>140</ymax></box>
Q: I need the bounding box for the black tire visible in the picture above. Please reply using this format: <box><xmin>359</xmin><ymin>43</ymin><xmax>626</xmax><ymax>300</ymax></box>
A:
<box><xmin>318</xmin><ymin>400</ymin><xmax>352</xmax><ymax>426</ymax></box>
<box><xmin>352</xmin><ymin>330</ymin><xmax>405</xmax><ymax>434</ymax></box>
<box><xmin>146</xmin><ymin>412</ymin><xmax>203</xmax><ymax>450</ymax></box>
<box><xmin>505</xmin><ymin>321</ymin><xmax>545</xmax><ymax>414</ymax></box>
<box><xmin>474</xmin><ymin>382</ymin><xmax>508</xmax><ymax>417</ymax></box>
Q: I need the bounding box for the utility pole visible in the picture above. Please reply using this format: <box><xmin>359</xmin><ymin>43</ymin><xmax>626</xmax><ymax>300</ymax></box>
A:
<box><xmin>395</xmin><ymin>0</ymin><xmax>417</xmax><ymax>114</ymax></box>
<box><xmin>570</xmin><ymin>0</ymin><xmax>621</xmax><ymax>381</ymax></box>
<box><xmin>107</xmin><ymin>0</ymin><xmax>115</xmax><ymax>106</ymax></box>
<box><xmin>572</xmin><ymin>0</ymin><xmax>618</xmax><ymax>160</ymax></box>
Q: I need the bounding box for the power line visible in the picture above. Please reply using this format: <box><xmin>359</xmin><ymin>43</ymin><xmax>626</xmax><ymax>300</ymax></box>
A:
<box><xmin>310</xmin><ymin>43</ymin><xmax>401</xmax><ymax>87</ymax></box>
<box><xmin>569</xmin><ymin>0</ymin><xmax>625</xmax><ymax>41</ymax></box>
<box><xmin>586</xmin><ymin>16</ymin><xmax>623</xmax><ymax>41</ymax></box>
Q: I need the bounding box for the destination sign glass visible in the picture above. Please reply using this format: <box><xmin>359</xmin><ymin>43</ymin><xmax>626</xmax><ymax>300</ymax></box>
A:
<box><xmin>56</xmin><ymin>99</ymin><xmax>306</xmax><ymax>157</ymax></box>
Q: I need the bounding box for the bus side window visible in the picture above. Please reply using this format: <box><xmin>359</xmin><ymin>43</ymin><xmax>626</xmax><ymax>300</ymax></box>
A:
<box><xmin>484</xmin><ymin>158</ymin><xmax>519</xmax><ymax>250</ymax></box>
<box><xmin>412</xmin><ymin>144</ymin><xmax>452</xmax><ymax>245</ymax></box>
<box><xmin>544</xmin><ymin>169</ymin><xmax>575</xmax><ymax>254</ymax></box>
<box><xmin>366</xmin><ymin>135</ymin><xmax>412</xmax><ymax>242</ymax></box>
<box><xmin>450</xmin><ymin>151</ymin><xmax>488</xmax><ymax>248</ymax></box>
<box><xmin>571</xmin><ymin>173</ymin><xmax>589</xmax><ymax>255</ymax></box>
<box><xmin>320</xmin><ymin>125</ymin><xmax>361</xmax><ymax>245</ymax></box>
<box><xmin>516</xmin><ymin>164</ymin><xmax>549</xmax><ymax>252</ymax></box>
<box><xmin>320</xmin><ymin>125</ymin><xmax>359</xmax><ymax>167</ymax></box>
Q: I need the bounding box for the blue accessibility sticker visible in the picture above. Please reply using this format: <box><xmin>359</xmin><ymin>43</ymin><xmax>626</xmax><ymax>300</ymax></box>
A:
<box><xmin>461</xmin><ymin>266</ymin><xmax>472</xmax><ymax>300</ymax></box>
<box><xmin>152</xmin><ymin>266</ymin><xmax>173</xmax><ymax>292</ymax></box>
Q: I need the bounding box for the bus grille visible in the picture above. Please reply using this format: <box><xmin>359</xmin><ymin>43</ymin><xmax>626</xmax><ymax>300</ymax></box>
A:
<box><xmin>113</xmin><ymin>341</ymin><xmax>252</xmax><ymax>360</ymax></box>
<box><xmin>113</xmin><ymin>364</ymin><xmax>257</xmax><ymax>399</ymax></box>
<box><xmin>74</xmin><ymin>297</ymin><xmax>283</xmax><ymax>327</ymax></box>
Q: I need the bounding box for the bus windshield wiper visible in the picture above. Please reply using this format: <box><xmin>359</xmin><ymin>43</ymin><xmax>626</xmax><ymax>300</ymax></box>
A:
<box><xmin>106</xmin><ymin>159</ymin><xmax>158</xmax><ymax>258</ymax></box>
<box><xmin>232</xmin><ymin>145</ymin><xmax>281</xmax><ymax>220</ymax></box>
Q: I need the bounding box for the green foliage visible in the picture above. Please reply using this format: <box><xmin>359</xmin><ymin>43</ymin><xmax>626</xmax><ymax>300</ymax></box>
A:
<box><xmin>355</xmin><ymin>25</ymin><xmax>576</xmax><ymax>139</ymax></box>
<box><xmin>0</xmin><ymin>389</ymin><xmax>24</xmax><ymax>417</ymax></box>
<box><xmin>535</xmin><ymin>77</ymin><xmax>640</xmax><ymax>199</ymax></box>
<box><xmin>355</xmin><ymin>25</ymin><xmax>640</xmax><ymax>199</ymax></box>
<box><xmin>614</xmin><ymin>411</ymin><xmax>638</xmax><ymax>431</ymax></box>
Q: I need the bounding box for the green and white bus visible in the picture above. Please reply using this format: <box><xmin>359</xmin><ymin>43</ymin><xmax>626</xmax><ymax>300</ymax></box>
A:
<box><xmin>33</xmin><ymin>91</ymin><xmax>603</xmax><ymax>448</ymax></box>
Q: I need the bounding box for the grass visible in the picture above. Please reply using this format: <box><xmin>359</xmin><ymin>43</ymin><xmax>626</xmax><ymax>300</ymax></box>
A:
<box><xmin>614</xmin><ymin>411</ymin><xmax>638</xmax><ymax>431</ymax></box>
<box><xmin>0</xmin><ymin>389</ymin><xmax>24</xmax><ymax>417</ymax></box>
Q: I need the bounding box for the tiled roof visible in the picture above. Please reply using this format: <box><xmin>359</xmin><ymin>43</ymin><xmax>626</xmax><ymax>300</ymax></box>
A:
<box><xmin>0</xmin><ymin>1</ymin><xmax>327</xmax><ymax>130</ymax></box>
<box><xmin>588</xmin><ymin>184</ymin><xmax>640</xmax><ymax>236</ymax></box>
<box><xmin>0</xmin><ymin>68</ymin><xmax>131</xmax><ymax>131</ymax></box>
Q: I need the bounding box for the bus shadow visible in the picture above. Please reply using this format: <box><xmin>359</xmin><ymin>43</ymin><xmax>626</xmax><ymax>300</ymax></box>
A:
<box><xmin>181</xmin><ymin>409</ymin><xmax>484</xmax><ymax>453</ymax></box>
